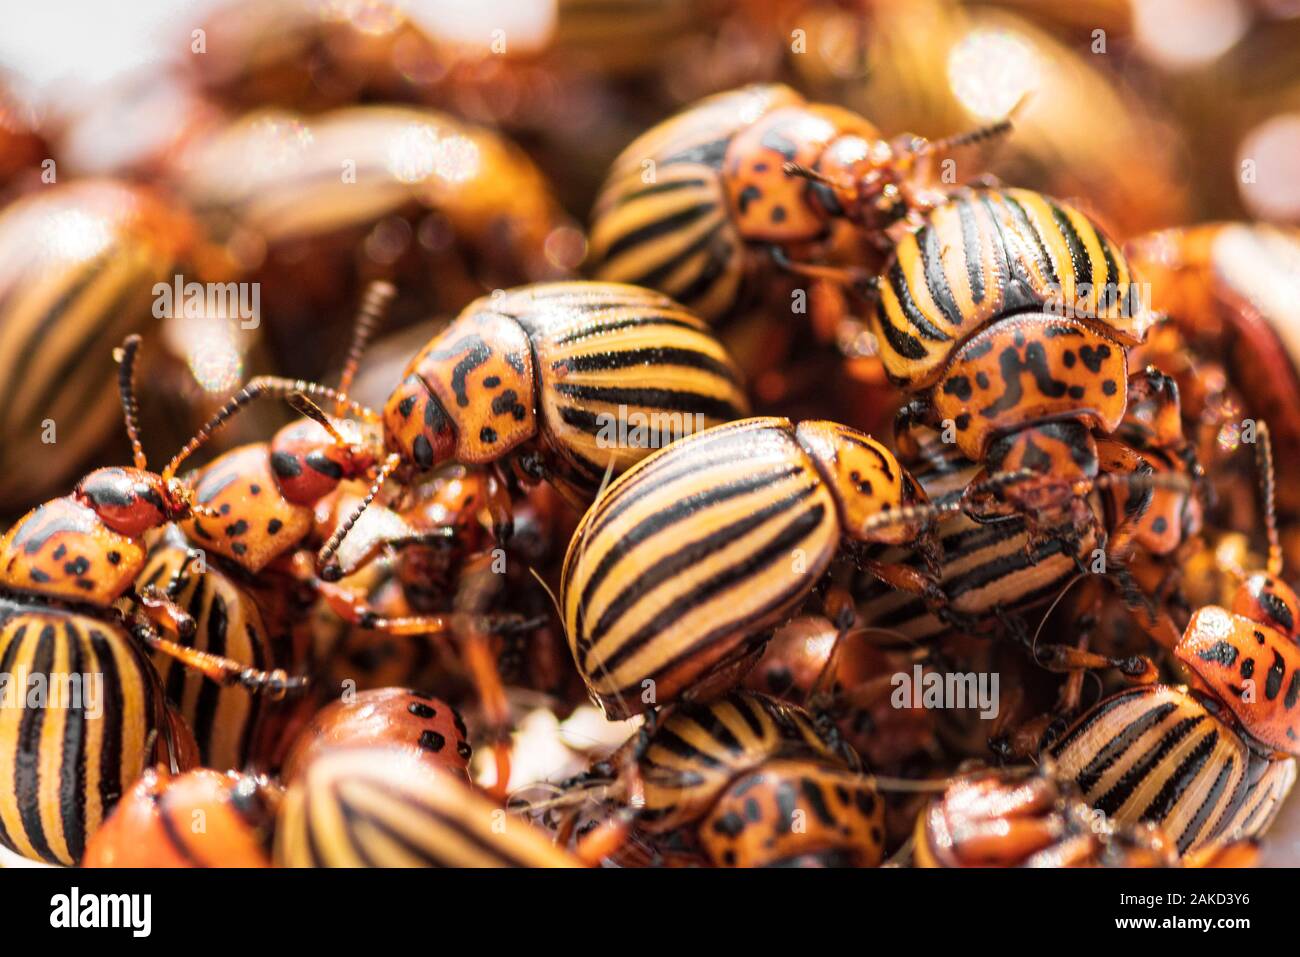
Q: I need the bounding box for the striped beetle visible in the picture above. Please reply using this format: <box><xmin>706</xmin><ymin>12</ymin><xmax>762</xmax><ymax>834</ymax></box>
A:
<box><xmin>274</xmin><ymin>745</ymin><xmax>584</xmax><ymax>867</ymax></box>
<box><xmin>559</xmin><ymin>416</ymin><xmax>960</xmax><ymax>720</ymax></box>
<box><xmin>1037</xmin><ymin>424</ymin><xmax>1299</xmax><ymax>858</ymax></box>
<box><xmin>318</xmin><ymin>281</ymin><xmax>751</xmax><ymax>576</ymax></box>
<box><xmin>587</xmin><ymin>83</ymin><xmax>1001</xmax><ymax>335</ymax></box>
<box><xmin>541</xmin><ymin>691</ymin><xmax>885</xmax><ymax>867</ymax></box>
<box><xmin>0</xmin><ymin>337</ymin><xmax>302</xmax><ymax>864</ymax></box>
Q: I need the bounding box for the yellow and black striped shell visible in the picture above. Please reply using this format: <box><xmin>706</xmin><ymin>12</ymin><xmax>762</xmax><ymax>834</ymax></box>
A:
<box><xmin>384</xmin><ymin>282</ymin><xmax>750</xmax><ymax>500</ymax></box>
<box><xmin>561</xmin><ymin>416</ymin><xmax>925</xmax><ymax>718</ymax></box>
<box><xmin>0</xmin><ymin>596</ymin><xmax>164</xmax><ymax>865</ymax></box>
<box><xmin>636</xmin><ymin>691</ymin><xmax>846</xmax><ymax>834</ymax></box>
<box><xmin>1050</xmin><ymin>685</ymin><xmax>1298</xmax><ymax>857</ymax></box>
<box><xmin>871</xmin><ymin>188</ymin><xmax>1151</xmax><ymax>394</ymax></box>
<box><xmin>633</xmin><ymin>692</ymin><xmax>881</xmax><ymax>866</ymax></box>
<box><xmin>0</xmin><ymin>181</ymin><xmax>205</xmax><ymax>513</ymax></box>
<box><xmin>273</xmin><ymin>746</ymin><xmax>582</xmax><ymax>867</ymax></box>
<box><xmin>588</xmin><ymin>84</ymin><xmax>804</xmax><ymax>323</ymax></box>
<box><xmin>138</xmin><ymin>529</ymin><xmax>278</xmax><ymax>772</ymax></box>
<box><xmin>853</xmin><ymin>443</ymin><xmax>1096</xmax><ymax>643</ymax></box>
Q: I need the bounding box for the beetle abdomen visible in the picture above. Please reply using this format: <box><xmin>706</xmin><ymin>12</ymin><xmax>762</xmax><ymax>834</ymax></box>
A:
<box><xmin>0</xmin><ymin>597</ymin><xmax>162</xmax><ymax>865</ymax></box>
<box><xmin>507</xmin><ymin>282</ymin><xmax>750</xmax><ymax>494</ymax></box>
<box><xmin>588</xmin><ymin>85</ymin><xmax>803</xmax><ymax>322</ymax></box>
<box><xmin>1051</xmin><ymin>685</ymin><xmax>1297</xmax><ymax>856</ymax></box>
<box><xmin>561</xmin><ymin>418</ymin><xmax>838</xmax><ymax>718</ymax></box>
<box><xmin>139</xmin><ymin>532</ymin><xmax>276</xmax><ymax>772</ymax></box>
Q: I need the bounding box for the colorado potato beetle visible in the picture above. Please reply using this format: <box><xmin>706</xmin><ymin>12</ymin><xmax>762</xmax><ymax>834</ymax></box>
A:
<box><xmin>135</xmin><ymin>284</ymin><xmax>398</xmax><ymax>770</ymax></box>
<box><xmin>587</xmin><ymin>82</ymin><xmax>975</xmax><ymax>329</ymax></box>
<box><xmin>274</xmin><ymin>745</ymin><xmax>583</xmax><ymax>867</ymax></box>
<box><xmin>872</xmin><ymin>184</ymin><xmax>1157</xmax><ymax>533</ymax></box>
<box><xmin>560</xmin><ymin>691</ymin><xmax>885</xmax><ymax>867</ymax></box>
<box><xmin>0</xmin><ymin>337</ymin><xmax>301</xmax><ymax>863</ymax></box>
<box><xmin>281</xmin><ymin>687</ymin><xmax>472</xmax><ymax>782</ymax></box>
<box><xmin>1046</xmin><ymin>425</ymin><xmax>1299</xmax><ymax>857</ymax></box>
<box><xmin>171</xmin><ymin>104</ymin><xmax>577</xmax><ymax>377</ymax></box>
<box><xmin>559</xmin><ymin>416</ymin><xmax>1007</xmax><ymax>720</ymax></box>
<box><xmin>319</xmin><ymin>281</ymin><xmax>751</xmax><ymax>575</ymax></box>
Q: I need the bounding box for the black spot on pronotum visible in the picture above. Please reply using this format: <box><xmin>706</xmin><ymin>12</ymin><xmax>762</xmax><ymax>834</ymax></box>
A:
<box><xmin>412</xmin><ymin>435</ymin><xmax>434</xmax><ymax>468</ymax></box>
<box><xmin>943</xmin><ymin>376</ymin><xmax>972</xmax><ymax>401</ymax></box>
<box><xmin>712</xmin><ymin>812</ymin><xmax>746</xmax><ymax>838</ymax></box>
<box><xmin>270</xmin><ymin>452</ymin><xmax>302</xmax><ymax>478</ymax></box>
<box><xmin>1197</xmin><ymin>641</ymin><xmax>1238</xmax><ymax>668</ymax></box>
<box><xmin>418</xmin><ymin>730</ymin><xmax>446</xmax><ymax>752</ymax></box>
<box><xmin>408</xmin><ymin>702</ymin><xmax>436</xmax><ymax>719</ymax></box>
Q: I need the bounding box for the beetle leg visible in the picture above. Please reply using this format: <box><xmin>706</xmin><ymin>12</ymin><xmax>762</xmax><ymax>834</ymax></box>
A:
<box><xmin>133</xmin><ymin>585</ymin><xmax>196</xmax><ymax>639</ymax></box>
<box><xmin>132</xmin><ymin>617</ymin><xmax>308</xmax><ymax>701</ymax></box>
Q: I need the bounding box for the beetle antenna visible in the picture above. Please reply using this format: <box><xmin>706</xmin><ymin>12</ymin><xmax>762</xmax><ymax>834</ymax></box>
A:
<box><xmin>1254</xmin><ymin>420</ymin><xmax>1283</xmax><ymax>577</ymax></box>
<box><xmin>317</xmin><ymin>452</ymin><xmax>402</xmax><ymax>580</ymax></box>
<box><xmin>113</xmin><ymin>335</ymin><xmax>149</xmax><ymax>470</ymax></box>
<box><xmin>335</xmin><ymin>280</ymin><xmax>396</xmax><ymax>416</ymax></box>
<box><xmin>287</xmin><ymin>391</ymin><xmax>350</xmax><ymax>448</ymax></box>
<box><xmin>926</xmin><ymin>93</ymin><xmax>1028</xmax><ymax>155</ymax></box>
<box><xmin>164</xmin><ymin>376</ymin><xmax>379</xmax><ymax>481</ymax></box>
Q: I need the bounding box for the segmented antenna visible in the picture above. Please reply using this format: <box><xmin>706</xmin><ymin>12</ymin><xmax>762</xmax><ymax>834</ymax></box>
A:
<box><xmin>288</xmin><ymin>392</ymin><xmax>350</xmax><ymax>447</ymax></box>
<box><xmin>1256</xmin><ymin>420</ymin><xmax>1283</xmax><ymax>577</ymax></box>
<box><xmin>317</xmin><ymin>452</ymin><xmax>402</xmax><ymax>580</ymax></box>
<box><xmin>928</xmin><ymin>93</ymin><xmax>1028</xmax><ymax>154</ymax></box>
<box><xmin>164</xmin><ymin>376</ymin><xmax>379</xmax><ymax>481</ymax></box>
<box><xmin>114</xmin><ymin>335</ymin><xmax>149</xmax><ymax>469</ymax></box>
<box><xmin>335</xmin><ymin>280</ymin><xmax>396</xmax><ymax>416</ymax></box>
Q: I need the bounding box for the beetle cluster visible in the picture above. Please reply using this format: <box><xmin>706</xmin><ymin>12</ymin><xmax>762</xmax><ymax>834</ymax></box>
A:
<box><xmin>1</xmin><ymin>0</ymin><xmax>1298</xmax><ymax>870</ymax></box>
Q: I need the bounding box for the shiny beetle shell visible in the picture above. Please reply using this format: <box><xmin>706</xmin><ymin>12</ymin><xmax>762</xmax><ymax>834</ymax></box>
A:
<box><xmin>384</xmin><ymin>282</ymin><xmax>750</xmax><ymax>499</ymax></box>
<box><xmin>0</xmin><ymin>181</ymin><xmax>205</xmax><ymax>512</ymax></box>
<box><xmin>698</xmin><ymin>759</ymin><xmax>885</xmax><ymax>868</ymax></box>
<box><xmin>0</xmin><ymin>597</ymin><xmax>165</xmax><ymax>865</ymax></box>
<box><xmin>871</xmin><ymin>188</ymin><xmax>1152</xmax><ymax>392</ymax></box>
<box><xmin>81</xmin><ymin>767</ymin><xmax>273</xmax><ymax>868</ymax></box>
<box><xmin>636</xmin><ymin>691</ymin><xmax>848</xmax><ymax>834</ymax></box>
<box><xmin>273</xmin><ymin>746</ymin><xmax>583</xmax><ymax>867</ymax></box>
<box><xmin>137</xmin><ymin>528</ymin><xmax>279</xmax><ymax>771</ymax></box>
<box><xmin>281</xmin><ymin>688</ymin><xmax>472</xmax><ymax>782</ymax></box>
<box><xmin>1050</xmin><ymin>685</ymin><xmax>1297</xmax><ymax>857</ymax></box>
<box><xmin>561</xmin><ymin>417</ymin><xmax>928</xmax><ymax>719</ymax></box>
<box><xmin>588</xmin><ymin>84</ymin><xmax>805</xmax><ymax>322</ymax></box>
<box><xmin>174</xmin><ymin>105</ymin><xmax>572</xmax><ymax>288</ymax></box>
